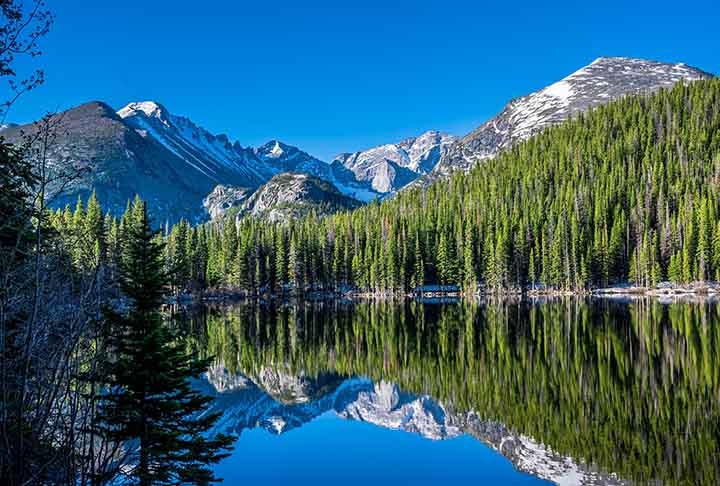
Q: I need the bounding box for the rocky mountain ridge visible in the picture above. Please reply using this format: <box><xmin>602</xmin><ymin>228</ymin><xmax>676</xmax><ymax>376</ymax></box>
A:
<box><xmin>2</xmin><ymin>57</ymin><xmax>713</xmax><ymax>222</ymax></box>
<box><xmin>1</xmin><ymin>100</ymin><xmax>378</xmax><ymax>223</ymax></box>
<box><xmin>333</xmin><ymin>130</ymin><xmax>457</xmax><ymax>193</ymax></box>
<box><xmin>428</xmin><ymin>56</ymin><xmax>714</xmax><ymax>178</ymax></box>
<box><xmin>232</xmin><ymin>172</ymin><xmax>361</xmax><ymax>223</ymax></box>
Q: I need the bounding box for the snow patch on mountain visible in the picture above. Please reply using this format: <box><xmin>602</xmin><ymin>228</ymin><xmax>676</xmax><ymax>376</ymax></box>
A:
<box><xmin>335</xmin><ymin>130</ymin><xmax>456</xmax><ymax>193</ymax></box>
<box><xmin>268</xmin><ymin>140</ymin><xmax>284</xmax><ymax>158</ymax></box>
<box><xmin>117</xmin><ymin>101</ymin><xmax>170</xmax><ymax>122</ymax></box>
<box><xmin>429</xmin><ymin>56</ymin><xmax>714</xmax><ymax>178</ymax></box>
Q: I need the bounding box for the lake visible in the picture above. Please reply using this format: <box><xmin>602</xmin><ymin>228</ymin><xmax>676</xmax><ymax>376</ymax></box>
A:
<box><xmin>172</xmin><ymin>298</ymin><xmax>720</xmax><ymax>485</ymax></box>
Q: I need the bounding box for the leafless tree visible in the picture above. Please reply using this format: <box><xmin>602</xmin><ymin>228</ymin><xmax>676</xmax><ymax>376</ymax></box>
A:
<box><xmin>1</xmin><ymin>113</ymin><xmax>132</xmax><ymax>485</ymax></box>
<box><xmin>0</xmin><ymin>3</ymin><xmax>127</xmax><ymax>483</ymax></box>
<box><xmin>0</xmin><ymin>0</ymin><xmax>53</xmax><ymax>124</ymax></box>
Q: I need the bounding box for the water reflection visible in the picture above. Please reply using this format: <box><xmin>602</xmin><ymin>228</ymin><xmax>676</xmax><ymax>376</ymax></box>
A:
<box><xmin>174</xmin><ymin>299</ymin><xmax>720</xmax><ymax>485</ymax></box>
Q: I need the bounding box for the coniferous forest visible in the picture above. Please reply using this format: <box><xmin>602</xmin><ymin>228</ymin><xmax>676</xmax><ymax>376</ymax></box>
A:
<box><xmin>4</xmin><ymin>2</ymin><xmax>720</xmax><ymax>484</ymax></box>
<box><xmin>52</xmin><ymin>78</ymin><xmax>720</xmax><ymax>295</ymax></box>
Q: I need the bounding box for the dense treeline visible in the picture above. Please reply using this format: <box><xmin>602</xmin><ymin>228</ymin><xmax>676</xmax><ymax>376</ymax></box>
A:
<box><xmin>54</xmin><ymin>79</ymin><xmax>720</xmax><ymax>294</ymax></box>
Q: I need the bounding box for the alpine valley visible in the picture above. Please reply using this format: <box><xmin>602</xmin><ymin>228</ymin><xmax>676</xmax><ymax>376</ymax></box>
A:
<box><xmin>9</xmin><ymin>2</ymin><xmax>720</xmax><ymax>485</ymax></box>
<box><xmin>1</xmin><ymin>56</ymin><xmax>712</xmax><ymax>224</ymax></box>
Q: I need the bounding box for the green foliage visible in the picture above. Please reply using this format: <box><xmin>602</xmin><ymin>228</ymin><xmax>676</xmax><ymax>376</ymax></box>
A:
<box><xmin>51</xmin><ymin>79</ymin><xmax>720</xmax><ymax>293</ymax></box>
<box><xmin>145</xmin><ymin>79</ymin><xmax>720</xmax><ymax>293</ymax></box>
<box><xmin>188</xmin><ymin>299</ymin><xmax>720</xmax><ymax>485</ymax></box>
<box><xmin>93</xmin><ymin>199</ymin><xmax>233</xmax><ymax>485</ymax></box>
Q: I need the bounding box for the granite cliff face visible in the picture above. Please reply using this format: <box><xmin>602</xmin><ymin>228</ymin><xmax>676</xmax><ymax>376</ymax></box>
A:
<box><xmin>333</xmin><ymin>130</ymin><xmax>456</xmax><ymax>193</ymax></box>
<box><xmin>202</xmin><ymin>185</ymin><xmax>251</xmax><ymax>220</ymax></box>
<box><xmin>232</xmin><ymin>173</ymin><xmax>361</xmax><ymax>223</ymax></box>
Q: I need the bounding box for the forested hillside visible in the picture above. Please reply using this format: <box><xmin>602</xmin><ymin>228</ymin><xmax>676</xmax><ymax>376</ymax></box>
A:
<box><xmin>55</xmin><ymin>79</ymin><xmax>720</xmax><ymax>293</ymax></box>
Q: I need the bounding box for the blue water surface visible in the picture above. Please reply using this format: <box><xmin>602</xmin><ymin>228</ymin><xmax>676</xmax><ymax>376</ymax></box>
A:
<box><xmin>214</xmin><ymin>411</ymin><xmax>549</xmax><ymax>485</ymax></box>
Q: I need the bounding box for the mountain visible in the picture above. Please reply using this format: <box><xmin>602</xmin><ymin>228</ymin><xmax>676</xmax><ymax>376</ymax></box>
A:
<box><xmin>334</xmin><ymin>130</ymin><xmax>456</xmax><ymax>193</ymax></box>
<box><xmin>2</xmin><ymin>100</ymin><xmax>375</xmax><ymax>222</ymax></box>
<box><xmin>428</xmin><ymin>57</ymin><xmax>713</xmax><ymax>179</ymax></box>
<box><xmin>234</xmin><ymin>172</ymin><xmax>361</xmax><ymax>223</ymax></box>
<box><xmin>254</xmin><ymin>140</ymin><xmax>378</xmax><ymax>202</ymax></box>
<box><xmin>197</xmin><ymin>365</ymin><xmax>628</xmax><ymax>485</ymax></box>
<box><xmin>3</xmin><ymin>57</ymin><xmax>712</xmax><ymax>221</ymax></box>
<box><xmin>1</xmin><ymin>101</ymin><xmax>224</xmax><ymax>222</ymax></box>
<box><xmin>118</xmin><ymin>101</ymin><xmax>276</xmax><ymax>187</ymax></box>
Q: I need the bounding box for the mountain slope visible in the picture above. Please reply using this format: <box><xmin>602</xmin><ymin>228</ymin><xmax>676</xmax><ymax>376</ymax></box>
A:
<box><xmin>235</xmin><ymin>172</ymin><xmax>361</xmax><ymax>223</ymax></box>
<box><xmin>430</xmin><ymin>57</ymin><xmax>713</xmax><ymax>178</ymax></box>
<box><xmin>1</xmin><ymin>101</ymin><xmax>219</xmax><ymax>222</ymax></box>
<box><xmin>118</xmin><ymin>101</ymin><xmax>274</xmax><ymax>187</ymax></box>
<box><xmin>334</xmin><ymin>130</ymin><xmax>456</xmax><ymax>193</ymax></box>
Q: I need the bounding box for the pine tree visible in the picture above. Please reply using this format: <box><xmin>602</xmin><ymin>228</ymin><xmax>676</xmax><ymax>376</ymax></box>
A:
<box><xmin>274</xmin><ymin>233</ymin><xmax>287</xmax><ymax>291</ymax></box>
<box><xmin>410</xmin><ymin>232</ymin><xmax>424</xmax><ymax>289</ymax></box>
<box><xmin>93</xmin><ymin>200</ymin><xmax>233</xmax><ymax>485</ymax></box>
<box><xmin>72</xmin><ymin>196</ymin><xmax>87</xmax><ymax>269</ymax></box>
<box><xmin>463</xmin><ymin>224</ymin><xmax>476</xmax><ymax>292</ymax></box>
<box><xmin>85</xmin><ymin>190</ymin><xmax>105</xmax><ymax>267</ymax></box>
<box><xmin>288</xmin><ymin>235</ymin><xmax>304</xmax><ymax>292</ymax></box>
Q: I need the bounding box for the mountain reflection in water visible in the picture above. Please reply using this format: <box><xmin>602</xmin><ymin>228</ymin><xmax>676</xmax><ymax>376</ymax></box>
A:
<box><xmin>173</xmin><ymin>298</ymin><xmax>720</xmax><ymax>485</ymax></box>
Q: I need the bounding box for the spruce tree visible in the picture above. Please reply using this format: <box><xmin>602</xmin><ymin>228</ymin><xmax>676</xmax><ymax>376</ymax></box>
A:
<box><xmin>94</xmin><ymin>199</ymin><xmax>233</xmax><ymax>485</ymax></box>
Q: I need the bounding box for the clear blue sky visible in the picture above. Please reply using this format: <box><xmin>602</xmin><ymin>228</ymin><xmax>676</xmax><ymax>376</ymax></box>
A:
<box><xmin>8</xmin><ymin>0</ymin><xmax>720</xmax><ymax>160</ymax></box>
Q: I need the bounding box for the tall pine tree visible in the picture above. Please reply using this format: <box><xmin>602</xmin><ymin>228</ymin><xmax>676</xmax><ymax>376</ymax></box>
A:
<box><xmin>94</xmin><ymin>199</ymin><xmax>233</xmax><ymax>485</ymax></box>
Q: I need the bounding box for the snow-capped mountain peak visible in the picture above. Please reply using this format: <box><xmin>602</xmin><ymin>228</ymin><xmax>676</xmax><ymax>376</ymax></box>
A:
<box><xmin>118</xmin><ymin>100</ymin><xmax>171</xmax><ymax>124</ymax></box>
<box><xmin>255</xmin><ymin>139</ymin><xmax>297</xmax><ymax>161</ymax></box>
<box><xmin>428</xmin><ymin>56</ymin><xmax>714</xmax><ymax>179</ymax></box>
<box><xmin>269</xmin><ymin>140</ymin><xmax>284</xmax><ymax>158</ymax></box>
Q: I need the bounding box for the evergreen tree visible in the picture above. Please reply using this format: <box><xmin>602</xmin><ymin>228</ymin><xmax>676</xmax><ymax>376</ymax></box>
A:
<box><xmin>85</xmin><ymin>190</ymin><xmax>106</xmax><ymax>267</ymax></box>
<box><xmin>57</xmin><ymin>79</ymin><xmax>720</xmax><ymax>294</ymax></box>
<box><xmin>94</xmin><ymin>200</ymin><xmax>233</xmax><ymax>485</ymax></box>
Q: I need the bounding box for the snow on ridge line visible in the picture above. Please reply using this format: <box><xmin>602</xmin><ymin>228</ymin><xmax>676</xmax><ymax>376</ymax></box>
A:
<box><xmin>117</xmin><ymin>101</ymin><xmax>167</xmax><ymax>120</ymax></box>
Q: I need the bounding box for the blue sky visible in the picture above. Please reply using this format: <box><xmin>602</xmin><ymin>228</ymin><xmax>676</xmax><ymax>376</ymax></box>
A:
<box><xmin>8</xmin><ymin>0</ymin><xmax>720</xmax><ymax>160</ymax></box>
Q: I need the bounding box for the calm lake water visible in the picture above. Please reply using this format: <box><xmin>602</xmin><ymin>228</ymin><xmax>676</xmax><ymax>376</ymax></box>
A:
<box><xmin>172</xmin><ymin>298</ymin><xmax>720</xmax><ymax>485</ymax></box>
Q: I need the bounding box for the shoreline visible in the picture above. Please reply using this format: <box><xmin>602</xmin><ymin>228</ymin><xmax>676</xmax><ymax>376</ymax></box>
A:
<box><xmin>165</xmin><ymin>282</ymin><xmax>720</xmax><ymax>305</ymax></box>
